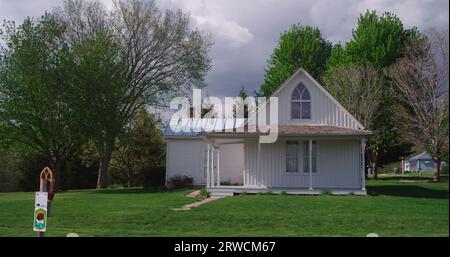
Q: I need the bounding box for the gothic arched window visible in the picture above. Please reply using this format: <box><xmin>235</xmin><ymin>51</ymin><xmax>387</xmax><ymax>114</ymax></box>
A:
<box><xmin>291</xmin><ymin>84</ymin><xmax>311</xmax><ymax>119</ymax></box>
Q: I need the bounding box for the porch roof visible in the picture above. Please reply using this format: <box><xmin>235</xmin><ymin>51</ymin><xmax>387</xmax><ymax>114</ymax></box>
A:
<box><xmin>204</xmin><ymin>124</ymin><xmax>372</xmax><ymax>137</ymax></box>
<box><xmin>164</xmin><ymin>118</ymin><xmax>372</xmax><ymax>138</ymax></box>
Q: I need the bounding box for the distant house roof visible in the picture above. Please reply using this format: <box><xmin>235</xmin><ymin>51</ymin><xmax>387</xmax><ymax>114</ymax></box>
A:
<box><xmin>407</xmin><ymin>152</ymin><xmax>433</xmax><ymax>162</ymax></box>
<box><xmin>164</xmin><ymin>118</ymin><xmax>372</xmax><ymax>138</ymax></box>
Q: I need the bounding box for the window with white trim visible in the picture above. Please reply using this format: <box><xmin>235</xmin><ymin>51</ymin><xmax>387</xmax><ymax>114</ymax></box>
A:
<box><xmin>291</xmin><ymin>83</ymin><xmax>311</xmax><ymax>119</ymax></box>
<box><xmin>303</xmin><ymin>141</ymin><xmax>317</xmax><ymax>173</ymax></box>
<box><xmin>286</xmin><ymin>141</ymin><xmax>298</xmax><ymax>173</ymax></box>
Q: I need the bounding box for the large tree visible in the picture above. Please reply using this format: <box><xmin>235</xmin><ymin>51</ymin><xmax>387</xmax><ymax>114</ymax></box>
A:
<box><xmin>325</xmin><ymin>10</ymin><xmax>418</xmax><ymax>178</ymax></box>
<box><xmin>110</xmin><ymin>107</ymin><xmax>165</xmax><ymax>187</ymax></box>
<box><xmin>259</xmin><ymin>25</ymin><xmax>332</xmax><ymax>96</ymax></box>
<box><xmin>324</xmin><ymin>65</ymin><xmax>385</xmax><ymax>177</ymax></box>
<box><xmin>0</xmin><ymin>14</ymin><xmax>82</xmax><ymax>190</ymax></box>
<box><xmin>327</xmin><ymin>11</ymin><xmax>418</xmax><ymax>68</ymax></box>
<box><xmin>325</xmin><ymin>65</ymin><xmax>384</xmax><ymax>129</ymax></box>
<box><xmin>57</xmin><ymin>0</ymin><xmax>211</xmax><ymax>188</ymax></box>
<box><xmin>389</xmin><ymin>30</ymin><xmax>449</xmax><ymax>181</ymax></box>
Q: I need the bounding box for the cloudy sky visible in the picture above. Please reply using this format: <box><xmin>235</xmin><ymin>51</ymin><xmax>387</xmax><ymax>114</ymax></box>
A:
<box><xmin>1</xmin><ymin>0</ymin><xmax>448</xmax><ymax>98</ymax></box>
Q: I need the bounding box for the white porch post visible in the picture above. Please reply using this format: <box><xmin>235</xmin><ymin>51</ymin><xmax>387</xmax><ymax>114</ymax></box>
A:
<box><xmin>211</xmin><ymin>147</ymin><xmax>215</xmax><ymax>187</ymax></box>
<box><xmin>217</xmin><ymin>147</ymin><xmax>220</xmax><ymax>186</ymax></box>
<box><xmin>309</xmin><ymin>139</ymin><xmax>313</xmax><ymax>190</ymax></box>
<box><xmin>360</xmin><ymin>138</ymin><xmax>367</xmax><ymax>191</ymax></box>
<box><xmin>206</xmin><ymin>144</ymin><xmax>210</xmax><ymax>188</ymax></box>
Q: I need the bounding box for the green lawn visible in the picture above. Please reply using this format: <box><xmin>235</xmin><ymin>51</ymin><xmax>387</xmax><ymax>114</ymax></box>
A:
<box><xmin>0</xmin><ymin>174</ymin><xmax>448</xmax><ymax>237</ymax></box>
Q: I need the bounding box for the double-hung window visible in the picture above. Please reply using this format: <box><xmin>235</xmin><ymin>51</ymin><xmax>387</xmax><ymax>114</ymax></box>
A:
<box><xmin>286</xmin><ymin>141</ymin><xmax>299</xmax><ymax>173</ymax></box>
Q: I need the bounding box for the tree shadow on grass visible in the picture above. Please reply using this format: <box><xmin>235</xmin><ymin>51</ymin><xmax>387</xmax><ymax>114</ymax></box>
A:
<box><xmin>367</xmin><ymin>185</ymin><xmax>449</xmax><ymax>199</ymax></box>
<box><xmin>376</xmin><ymin>175</ymin><xmax>449</xmax><ymax>182</ymax></box>
<box><xmin>91</xmin><ymin>187</ymin><xmax>193</xmax><ymax>195</ymax></box>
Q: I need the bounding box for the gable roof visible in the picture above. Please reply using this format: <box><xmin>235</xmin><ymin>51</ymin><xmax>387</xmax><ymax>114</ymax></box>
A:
<box><xmin>165</xmin><ymin>68</ymin><xmax>370</xmax><ymax>138</ymax></box>
<box><xmin>407</xmin><ymin>152</ymin><xmax>433</xmax><ymax>162</ymax></box>
<box><xmin>269</xmin><ymin>68</ymin><xmax>365</xmax><ymax>129</ymax></box>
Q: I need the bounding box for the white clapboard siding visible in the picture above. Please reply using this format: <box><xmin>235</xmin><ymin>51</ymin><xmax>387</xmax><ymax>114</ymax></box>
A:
<box><xmin>166</xmin><ymin>139</ymin><xmax>207</xmax><ymax>185</ymax></box>
<box><xmin>244</xmin><ymin>138</ymin><xmax>361</xmax><ymax>189</ymax></box>
<box><xmin>166</xmin><ymin>138</ymin><xmax>245</xmax><ymax>186</ymax></box>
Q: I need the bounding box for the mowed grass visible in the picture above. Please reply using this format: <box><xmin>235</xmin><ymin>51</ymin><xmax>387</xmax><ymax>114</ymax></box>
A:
<box><xmin>0</xmin><ymin>174</ymin><xmax>448</xmax><ymax>237</ymax></box>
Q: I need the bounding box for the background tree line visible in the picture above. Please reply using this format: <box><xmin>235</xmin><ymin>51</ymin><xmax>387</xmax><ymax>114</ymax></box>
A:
<box><xmin>0</xmin><ymin>0</ymin><xmax>211</xmax><ymax>192</ymax></box>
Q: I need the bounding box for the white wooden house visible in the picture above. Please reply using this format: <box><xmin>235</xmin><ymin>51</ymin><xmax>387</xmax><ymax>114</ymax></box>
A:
<box><xmin>403</xmin><ymin>152</ymin><xmax>446</xmax><ymax>172</ymax></box>
<box><xmin>164</xmin><ymin>69</ymin><xmax>372</xmax><ymax>196</ymax></box>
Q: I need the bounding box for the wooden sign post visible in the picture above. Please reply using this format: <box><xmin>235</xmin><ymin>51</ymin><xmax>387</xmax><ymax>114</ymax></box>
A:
<box><xmin>34</xmin><ymin>167</ymin><xmax>54</xmax><ymax>237</ymax></box>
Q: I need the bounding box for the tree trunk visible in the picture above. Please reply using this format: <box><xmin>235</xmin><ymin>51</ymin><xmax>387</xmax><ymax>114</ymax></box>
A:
<box><xmin>434</xmin><ymin>156</ymin><xmax>441</xmax><ymax>182</ymax></box>
<box><xmin>96</xmin><ymin>138</ymin><xmax>116</xmax><ymax>189</ymax></box>
<box><xmin>96</xmin><ymin>154</ymin><xmax>111</xmax><ymax>189</ymax></box>
<box><xmin>127</xmin><ymin>169</ymin><xmax>132</xmax><ymax>188</ymax></box>
<box><xmin>369</xmin><ymin>151</ymin><xmax>379</xmax><ymax>180</ymax></box>
<box><xmin>51</xmin><ymin>159</ymin><xmax>63</xmax><ymax>192</ymax></box>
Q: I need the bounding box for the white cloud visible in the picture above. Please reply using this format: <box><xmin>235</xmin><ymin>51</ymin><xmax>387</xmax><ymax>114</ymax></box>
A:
<box><xmin>193</xmin><ymin>15</ymin><xmax>254</xmax><ymax>47</ymax></box>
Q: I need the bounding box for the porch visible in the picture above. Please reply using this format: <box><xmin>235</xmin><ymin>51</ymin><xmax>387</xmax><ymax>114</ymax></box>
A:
<box><xmin>208</xmin><ymin>186</ymin><xmax>368</xmax><ymax>197</ymax></box>
<box><xmin>201</xmin><ymin>134</ymin><xmax>368</xmax><ymax>197</ymax></box>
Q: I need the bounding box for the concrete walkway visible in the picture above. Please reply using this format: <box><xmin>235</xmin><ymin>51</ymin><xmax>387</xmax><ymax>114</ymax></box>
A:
<box><xmin>173</xmin><ymin>194</ymin><xmax>223</xmax><ymax>211</ymax></box>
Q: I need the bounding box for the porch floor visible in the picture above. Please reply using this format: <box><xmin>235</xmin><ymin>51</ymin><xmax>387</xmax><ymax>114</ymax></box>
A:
<box><xmin>208</xmin><ymin>186</ymin><xmax>367</xmax><ymax>197</ymax></box>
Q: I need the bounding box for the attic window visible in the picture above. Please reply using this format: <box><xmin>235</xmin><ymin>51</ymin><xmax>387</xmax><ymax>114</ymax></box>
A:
<box><xmin>291</xmin><ymin>83</ymin><xmax>311</xmax><ymax>119</ymax></box>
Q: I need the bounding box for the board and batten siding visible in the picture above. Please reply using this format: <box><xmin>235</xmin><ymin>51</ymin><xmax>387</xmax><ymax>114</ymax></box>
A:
<box><xmin>249</xmin><ymin>71</ymin><xmax>363</xmax><ymax>130</ymax></box>
<box><xmin>244</xmin><ymin>138</ymin><xmax>361</xmax><ymax>189</ymax></box>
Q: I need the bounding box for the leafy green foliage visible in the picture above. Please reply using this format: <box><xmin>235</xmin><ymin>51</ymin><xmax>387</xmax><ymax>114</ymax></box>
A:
<box><xmin>110</xmin><ymin>108</ymin><xmax>165</xmax><ymax>187</ymax></box>
<box><xmin>327</xmin><ymin>10</ymin><xmax>419</xmax><ymax>68</ymax></box>
<box><xmin>324</xmin><ymin>10</ymin><xmax>418</xmax><ymax>176</ymax></box>
<box><xmin>259</xmin><ymin>25</ymin><xmax>332</xmax><ymax>96</ymax></box>
<box><xmin>141</xmin><ymin>166</ymin><xmax>166</xmax><ymax>188</ymax></box>
<box><xmin>200</xmin><ymin>187</ymin><xmax>210</xmax><ymax>199</ymax></box>
<box><xmin>168</xmin><ymin>175</ymin><xmax>193</xmax><ymax>188</ymax></box>
<box><xmin>0</xmin><ymin>14</ymin><xmax>83</xmax><ymax>189</ymax></box>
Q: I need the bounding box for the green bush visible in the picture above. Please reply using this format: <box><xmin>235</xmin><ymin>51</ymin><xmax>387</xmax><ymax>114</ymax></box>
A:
<box><xmin>220</xmin><ymin>180</ymin><xmax>241</xmax><ymax>186</ymax></box>
<box><xmin>168</xmin><ymin>175</ymin><xmax>193</xmax><ymax>188</ymax></box>
<box><xmin>107</xmin><ymin>184</ymin><xmax>124</xmax><ymax>190</ymax></box>
<box><xmin>280</xmin><ymin>191</ymin><xmax>288</xmax><ymax>195</ymax></box>
<box><xmin>141</xmin><ymin>166</ymin><xmax>166</xmax><ymax>188</ymax></box>
<box><xmin>320</xmin><ymin>189</ymin><xmax>332</xmax><ymax>195</ymax></box>
<box><xmin>200</xmin><ymin>187</ymin><xmax>210</xmax><ymax>199</ymax></box>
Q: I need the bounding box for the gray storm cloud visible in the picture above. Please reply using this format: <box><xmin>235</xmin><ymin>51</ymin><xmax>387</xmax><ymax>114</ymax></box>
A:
<box><xmin>1</xmin><ymin>0</ymin><xmax>448</xmax><ymax>97</ymax></box>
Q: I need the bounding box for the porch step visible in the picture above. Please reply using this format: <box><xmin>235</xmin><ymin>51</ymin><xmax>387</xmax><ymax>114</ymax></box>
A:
<box><xmin>209</xmin><ymin>188</ymin><xmax>235</xmax><ymax>197</ymax></box>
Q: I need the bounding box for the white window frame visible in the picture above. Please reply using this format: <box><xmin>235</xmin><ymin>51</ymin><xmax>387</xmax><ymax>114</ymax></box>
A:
<box><xmin>290</xmin><ymin>83</ymin><xmax>312</xmax><ymax>121</ymax></box>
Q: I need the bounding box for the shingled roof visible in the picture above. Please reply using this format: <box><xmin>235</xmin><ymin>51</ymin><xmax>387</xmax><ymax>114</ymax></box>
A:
<box><xmin>208</xmin><ymin>124</ymin><xmax>372</xmax><ymax>136</ymax></box>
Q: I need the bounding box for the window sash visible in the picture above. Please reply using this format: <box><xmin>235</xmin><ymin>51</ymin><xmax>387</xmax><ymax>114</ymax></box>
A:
<box><xmin>291</xmin><ymin>100</ymin><xmax>311</xmax><ymax>119</ymax></box>
<box><xmin>286</xmin><ymin>141</ymin><xmax>298</xmax><ymax>172</ymax></box>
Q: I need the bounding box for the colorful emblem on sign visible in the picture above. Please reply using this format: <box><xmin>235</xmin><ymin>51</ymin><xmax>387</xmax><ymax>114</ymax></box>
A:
<box><xmin>34</xmin><ymin>208</ymin><xmax>47</xmax><ymax>231</ymax></box>
<box><xmin>33</xmin><ymin>192</ymin><xmax>48</xmax><ymax>232</ymax></box>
